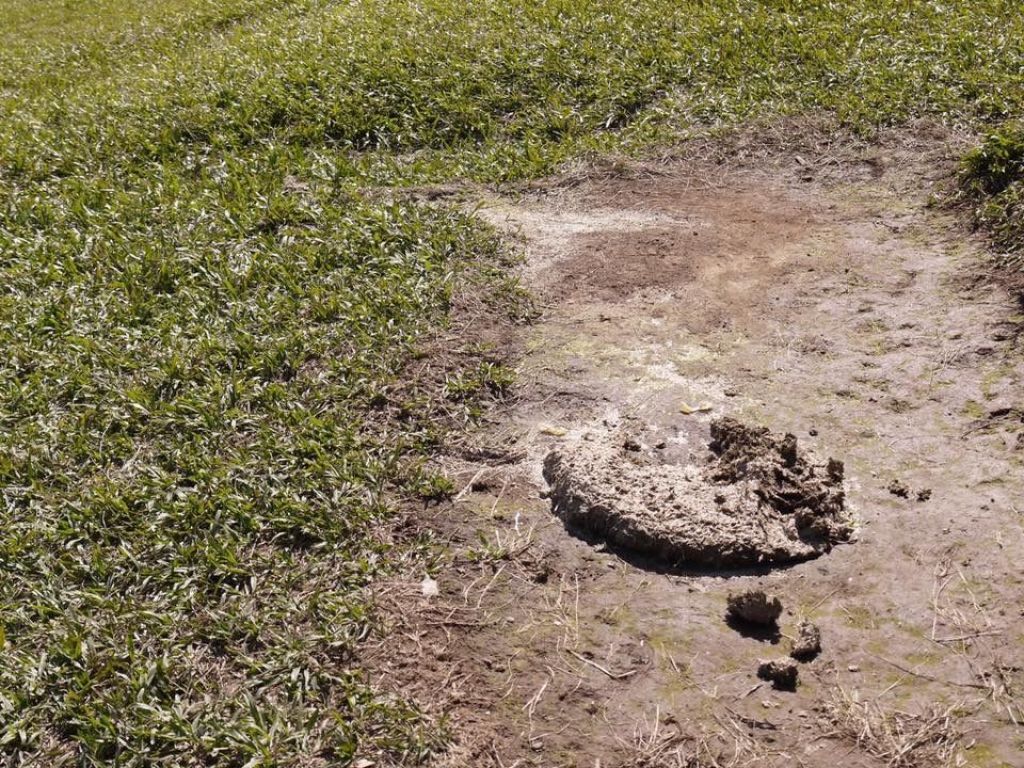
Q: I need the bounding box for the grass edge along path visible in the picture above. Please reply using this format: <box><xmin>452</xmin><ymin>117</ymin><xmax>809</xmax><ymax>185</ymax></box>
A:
<box><xmin>0</xmin><ymin>0</ymin><xmax>1023</xmax><ymax>765</ymax></box>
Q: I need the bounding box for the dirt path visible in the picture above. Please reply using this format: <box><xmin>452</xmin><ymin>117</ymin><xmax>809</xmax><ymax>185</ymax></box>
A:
<box><xmin>381</xmin><ymin>136</ymin><xmax>1024</xmax><ymax>767</ymax></box>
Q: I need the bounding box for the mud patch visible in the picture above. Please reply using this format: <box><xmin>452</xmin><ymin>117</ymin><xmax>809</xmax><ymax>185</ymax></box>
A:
<box><xmin>420</xmin><ymin>139</ymin><xmax>1024</xmax><ymax>766</ymax></box>
<box><xmin>542</xmin><ymin>417</ymin><xmax>852</xmax><ymax>569</ymax></box>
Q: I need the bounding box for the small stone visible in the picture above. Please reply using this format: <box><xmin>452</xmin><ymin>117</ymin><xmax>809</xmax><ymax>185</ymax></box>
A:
<box><xmin>727</xmin><ymin>589</ymin><xmax>783</xmax><ymax>626</ymax></box>
<box><xmin>757</xmin><ymin>658</ymin><xmax>799</xmax><ymax>691</ymax></box>
<box><xmin>790</xmin><ymin>620</ymin><xmax>821</xmax><ymax>661</ymax></box>
<box><xmin>847</xmin><ymin>664</ymin><xmax>860</xmax><ymax>672</ymax></box>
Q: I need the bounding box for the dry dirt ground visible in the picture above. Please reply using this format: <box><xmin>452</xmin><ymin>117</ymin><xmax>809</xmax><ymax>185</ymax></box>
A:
<box><xmin>370</xmin><ymin>128</ymin><xmax>1024</xmax><ymax>768</ymax></box>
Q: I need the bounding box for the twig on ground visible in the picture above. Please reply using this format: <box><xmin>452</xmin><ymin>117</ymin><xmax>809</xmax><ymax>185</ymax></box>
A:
<box><xmin>930</xmin><ymin>559</ymin><xmax>954</xmax><ymax>641</ymax></box>
<box><xmin>489</xmin><ymin>475</ymin><xmax>510</xmax><ymax>516</ymax></box>
<box><xmin>868</xmin><ymin>653</ymin><xmax>987</xmax><ymax>690</ymax></box>
<box><xmin>566</xmin><ymin>649</ymin><xmax>638</xmax><ymax>680</ymax></box>
<box><xmin>453</xmin><ymin>467</ymin><xmax>489</xmax><ymax>502</ymax></box>
<box><xmin>522</xmin><ymin>676</ymin><xmax>550</xmax><ymax>720</ymax></box>
<box><xmin>933</xmin><ymin>630</ymin><xmax>1003</xmax><ymax>644</ymax></box>
<box><xmin>740</xmin><ymin>682</ymin><xmax>763</xmax><ymax>699</ymax></box>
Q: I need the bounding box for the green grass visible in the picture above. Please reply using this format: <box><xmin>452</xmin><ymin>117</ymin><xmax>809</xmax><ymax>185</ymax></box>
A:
<box><xmin>1</xmin><ymin>0</ymin><xmax>1024</xmax><ymax>765</ymax></box>
<box><xmin>960</xmin><ymin>121</ymin><xmax>1024</xmax><ymax>260</ymax></box>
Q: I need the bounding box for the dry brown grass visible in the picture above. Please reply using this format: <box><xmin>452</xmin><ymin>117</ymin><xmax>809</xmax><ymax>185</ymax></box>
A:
<box><xmin>612</xmin><ymin>705</ymin><xmax>797</xmax><ymax>768</ymax></box>
<box><xmin>823</xmin><ymin>686</ymin><xmax>968</xmax><ymax>768</ymax></box>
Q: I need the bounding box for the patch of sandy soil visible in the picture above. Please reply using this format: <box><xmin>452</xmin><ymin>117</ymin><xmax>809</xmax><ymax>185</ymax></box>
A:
<box><xmin>369</xmin><ymin>130</ymin><xmax>1024</xmax><ymax>767</ymax></box>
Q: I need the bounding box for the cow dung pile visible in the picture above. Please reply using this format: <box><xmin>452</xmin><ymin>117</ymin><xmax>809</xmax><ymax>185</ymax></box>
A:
<box><xmin>542</xmin><ymin>417</ymin><xmax>853</xmax><ymax>569</ymax></box>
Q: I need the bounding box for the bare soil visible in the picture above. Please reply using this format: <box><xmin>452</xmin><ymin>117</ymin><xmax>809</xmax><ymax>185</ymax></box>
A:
<box><xmin>370</xmin><ymin>129</ymin><xmax>1024</xmax><ymax>768</ymax></box>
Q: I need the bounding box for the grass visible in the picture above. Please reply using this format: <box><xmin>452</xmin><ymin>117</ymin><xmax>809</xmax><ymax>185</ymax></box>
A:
<box><xmin>1</xmin><ymin>0</ymin><xmax>1023</xmax><ymax>765</ymax></box>
<box><xmin>825</xmin><ymin>687</ymin><xmax>966</xmax><ymax>768</ymax></box>
<box><xmin>960</xmin><ymin>121</ymin><xmax>1024</xmax><ymax>262</ymax></box>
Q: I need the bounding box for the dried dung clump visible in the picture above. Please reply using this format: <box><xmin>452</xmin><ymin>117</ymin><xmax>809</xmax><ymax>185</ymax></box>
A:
<box><xmin>758</xmin><ymin>658</ymin><xmax>799</xmax><ymax>691</ymax></box>
<box><xmin>727</xmin><ymin>590</ymin><xmax>783</xmax><ymax>626</ymax></box>
<box><xmin>542</xmin><ymin>417</ymin><xmax>852</xmax><ymax>569</ymax></box>
<box><xmin>887</xmin><ymin>479</ymin><xmax>910</xmax><ymax>498</ymax></box>
<box><xmin>791</xmin><ymin>620</ymin><xmax>822</xmax><ymax>660</ymax></box>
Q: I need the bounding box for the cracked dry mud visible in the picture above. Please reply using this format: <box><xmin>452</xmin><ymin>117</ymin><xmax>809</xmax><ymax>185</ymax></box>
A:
<box><xmin>386</xmin><ymin>130</ymin><xmax>1024</xmax><ymax>768</ymax></box>
<box><xmin>543</xmin><ymin>417</ymin><xmax>851</xmax><ymax>568</ymax></box>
